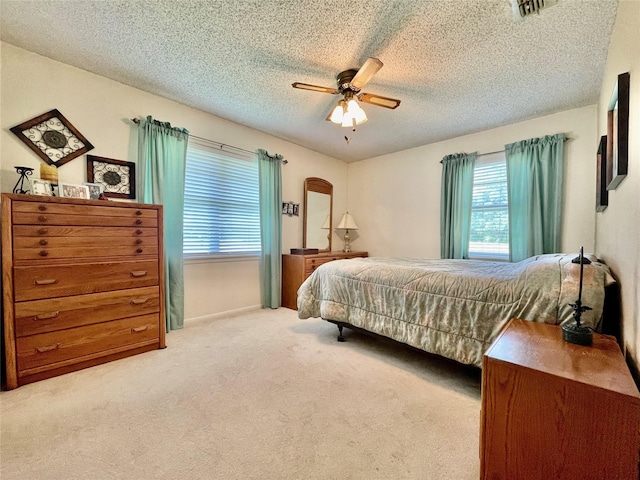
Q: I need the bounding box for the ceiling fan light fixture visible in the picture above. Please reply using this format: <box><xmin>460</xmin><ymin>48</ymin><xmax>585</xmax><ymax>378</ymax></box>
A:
<box><xmin>329</xmin><ymin>101</ymin><xmax>345</xmax><ymax>124</ymax></box>
<box><xmin>346</xmin><ymin>99</ymin><xmax>367</xmax><ymax>125</ymax></box>
<box><xmin>292</xmin><ymin>57</ymin><xmax>399</xmax><ymax>128</ymax></box>
<box><xmin>341</xmin><ymin>110</ymin><xmax>355</xmax><ymax>128</ymax></box>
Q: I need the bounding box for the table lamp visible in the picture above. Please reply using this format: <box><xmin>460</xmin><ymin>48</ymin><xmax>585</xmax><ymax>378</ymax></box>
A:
<box><xmin>336</xmin><ymin>212</ymin><xmax>358</xmax><ymax>253</ymax></box>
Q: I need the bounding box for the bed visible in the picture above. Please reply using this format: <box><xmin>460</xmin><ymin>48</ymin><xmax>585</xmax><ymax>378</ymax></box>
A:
<box><xmin>297</xmin><ymin>254</ymin><xmax>615</xmax><ymax>367</ymax></box>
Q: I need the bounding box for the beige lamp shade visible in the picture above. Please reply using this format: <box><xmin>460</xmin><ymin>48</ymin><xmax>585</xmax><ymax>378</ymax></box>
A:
<box><xmin>336</xmin><ymin>212</ymin><xmax>358</xmax><ymax>230</ymax></box>
<box><xmin>321</xmin><ymin>214</ymin><xmax>331</xmax><ymax>229</ymax></box>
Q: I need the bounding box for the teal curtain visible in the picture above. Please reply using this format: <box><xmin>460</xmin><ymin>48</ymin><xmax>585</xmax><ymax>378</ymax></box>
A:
<box><xmin>256</xmin><ymin>149</ymin><xmax>282</xmax><ymax>309</ymax></box>
<box><xmin>440</xmin><ymin>152</ymin><xmax>477</xmax><ymax>259</ymax></box>
<box><xmin>506</xmin><ymin>133</ymin><xmax>566</xmax><ymax>262</ymax></box>
<box><xmin>137</xmin><ymin>116</ymin><xmax>189</xmax><ymax>331</ymax></box>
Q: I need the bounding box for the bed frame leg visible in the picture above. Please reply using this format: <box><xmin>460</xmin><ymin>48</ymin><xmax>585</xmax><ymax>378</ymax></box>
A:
<box><xmin>337</xmin><ymin>325</ymin><xmax>345</xmax><ymax>342</ymax></box>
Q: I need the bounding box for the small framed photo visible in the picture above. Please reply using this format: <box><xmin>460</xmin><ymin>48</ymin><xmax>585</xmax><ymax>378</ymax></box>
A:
<box><xmin>31</xmin><ymin>179</ymin><xmax>53</xmax><ymax>196</ymax></box>
<box><xmin>58</xmin><ymin>182</ymin><xmax>90</xmax><ymax>199</ymax></box>
<box><xmin>83</xmin><ymin>182</ymin><xmax>104</xmax><ymax>200</ymax></box>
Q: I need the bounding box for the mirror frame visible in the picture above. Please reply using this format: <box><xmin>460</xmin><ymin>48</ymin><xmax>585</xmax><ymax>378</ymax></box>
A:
<box><xmin>303</xmin><ymin>177</ymin><xmax>333</xmax><ymax>252</ymax></box>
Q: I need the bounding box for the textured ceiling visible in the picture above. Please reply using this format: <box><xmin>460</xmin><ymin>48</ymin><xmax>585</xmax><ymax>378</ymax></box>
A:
<box><xmin>0</xmin><ymin>0</ymin><xmax>618</xmax><ymax>162</ymax></box>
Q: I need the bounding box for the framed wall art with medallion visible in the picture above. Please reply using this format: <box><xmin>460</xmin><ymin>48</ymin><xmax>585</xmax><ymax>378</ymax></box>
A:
<box><xmin>87</xmin><ymin>155</ymin><xmax>136</xmax><ymax>199</ymax></box>
<box><xmin>10</xmin><ymin>109</ymin><xmax>94</xmax><ymax>167</ymax></box>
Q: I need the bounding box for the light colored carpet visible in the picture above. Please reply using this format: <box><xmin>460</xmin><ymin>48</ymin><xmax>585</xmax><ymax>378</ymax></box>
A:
<box><xmin>1</xmin><ymin>308</ymin><xmax>481</xmax><ymax>479</ymax></box>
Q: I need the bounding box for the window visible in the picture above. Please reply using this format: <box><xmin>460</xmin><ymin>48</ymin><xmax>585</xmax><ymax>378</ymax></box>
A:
<box><xmin>469</xmin><ymin>156</ymin><xmax>509</xmax><ymax>260</ymax></box>
<box><xmin>183</xmin><ymin>139</ymin><xmax>260</xmax><ymax>258</ymax></box>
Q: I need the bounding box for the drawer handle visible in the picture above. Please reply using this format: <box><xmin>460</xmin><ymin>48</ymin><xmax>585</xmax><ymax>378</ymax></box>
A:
<box><xmin>135</xmin><ymin>239</ymin><xmax>143</xmax><ymax>245</ymax></box>
<box><xmin>35</xmin><ymin>311</ymin><xmax>60</xmax><ymax>320</ymax></box>
<box><xmin>131</xmin><ymin>326</ymin><xmax>149</xmax><ymax>333</ymax></box>
<box><xmin>39</xmin><ymin>239</ymin><xmax>48</xmax><ymax>246</ymax></box>
<box><xmin>36</xmin><ymin>343</ymin><xmax>60</xmax><ymax>353</ymax></box>
<box><xmin>34</xmin><ymin>278</ymin><xmax>58</xmax><ymax>285</ymax></box>
<box><xmin>136</xmin><ymin>248</ymin><xmax>143</xmax><ymax>254</ymax></box>
<box><xmin>130</xmin><ymin>298</ymin><xmax>149</xmax><ymax>305</ymax></box>
<box><xmin>130</xmin><ymin>270</ymin><xmax>148</xmax><ymax>278</ymax></box>
<box><xmin>135</xmin><ymin>219</ymin><xmax>142</xmax><ymax>225</ymax></box>
<box><xmin>38</xmin><ymin>205</ymin><xmax>47</xmax><ymax>211</ymax></box>
<box><xmin>38</xmin><ymin>228</ymin><xmax>48</xmax><ymax>235</ymax></box>
<box><xmin>38</xmin><ymin>215</ymin><xmax>47</xmax><ymax>222</ymax></box>
<box><xmin>135</xmin><ymin>229</ymin><xmax>143</xmax><ymax>235</ymax></box>
<box><xmin>135</xmin><ymin>210</ymin><xmax>142</xmax><ymax>216</ymax></box>
<box><xmin>39</xmin><ymin>250</ymin><xmax>48</xmax><ymax>257</ymax></box>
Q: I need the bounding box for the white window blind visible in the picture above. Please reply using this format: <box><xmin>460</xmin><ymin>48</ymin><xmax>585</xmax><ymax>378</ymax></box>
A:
<box><xmin>183</xmin><ymin>141</ymin><xmax>260</xmax><ymax>258</ymax></box>
<box><xmin>469</xmin><ymin>156</ymin><xmax>509</xmax><ymax>260</ymax></box>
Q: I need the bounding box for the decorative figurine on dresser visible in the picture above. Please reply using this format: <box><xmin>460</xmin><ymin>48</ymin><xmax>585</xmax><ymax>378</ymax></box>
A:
<box><xmin>1</xmin><ymin>193</ymin><xmax>166</xmax><ymax>389</ymax></box>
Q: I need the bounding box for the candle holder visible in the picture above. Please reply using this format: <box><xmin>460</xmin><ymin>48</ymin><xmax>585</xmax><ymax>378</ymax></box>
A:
<box><xmin>12</xmin><ymin>166</ymin><xmax>34</xmax><ymax>194</ymax></box>
<box><xmin>562</xmin><ymin>247</ymin><xmax>593</xmax><ymax>346</ymax></box>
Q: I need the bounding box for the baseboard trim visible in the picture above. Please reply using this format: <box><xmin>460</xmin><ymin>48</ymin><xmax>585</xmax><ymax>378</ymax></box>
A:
<box><xmin>186</xmin><ymin>305</ymin><xmax>262</xmax><ymax>324</ymax></box>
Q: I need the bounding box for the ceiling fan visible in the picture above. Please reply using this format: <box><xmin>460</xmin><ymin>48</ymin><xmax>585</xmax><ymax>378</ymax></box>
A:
<box><xmin>292</xmin><ymin>57</ymin><xmax>401</xmax><ymax>130</ymax></box>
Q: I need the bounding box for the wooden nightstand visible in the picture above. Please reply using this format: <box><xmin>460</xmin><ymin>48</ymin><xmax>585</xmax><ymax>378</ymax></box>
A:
<box><xmin>480</xmin><ymin>318</ymin><xmax>640</xmax><ymax>480</ymax></box>
<box><xmin>281</xmin><ymin>251</ymin><xmax>368</xmax><ymax>310</ymax></box>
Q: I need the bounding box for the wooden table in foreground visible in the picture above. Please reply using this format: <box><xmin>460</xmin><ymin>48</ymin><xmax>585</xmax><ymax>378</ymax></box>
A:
<box><xmin>480</xmin><ymin>318</ymin><xmax>640</xmax><ymax>480</ymax></box>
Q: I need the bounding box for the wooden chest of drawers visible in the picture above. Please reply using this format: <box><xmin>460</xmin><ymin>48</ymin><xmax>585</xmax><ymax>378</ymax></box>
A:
<box><xmin>281</xmin><ymin>251</ymin><xmax>368</xmax><ymax>310</ymax></box>
<box><xmin>2</xmin><ymin>194</ymin><xmax>165</xmax><ymax>389</ymax></box>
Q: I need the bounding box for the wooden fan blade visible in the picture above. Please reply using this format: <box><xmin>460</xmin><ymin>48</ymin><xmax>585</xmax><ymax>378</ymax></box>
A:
<box><xmin>359</xmin><ymin>92</ymin><xmax>401</xmax><ymax>109</ymax></box>
<box><xmin>350</xmin><ymin>58</ymin><xmax>383</xmax><ymax>90</ymax></box>
<box><xmin>292</xmin><ymin>82</ymin><xmax>339</xmax><ymax>94</ymax></box>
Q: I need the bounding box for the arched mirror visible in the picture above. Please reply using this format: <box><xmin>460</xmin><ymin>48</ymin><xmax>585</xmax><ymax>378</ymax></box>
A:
<box><xmin>303</xmin><ymin>177</ymin><xmax>333</xmax><ymax>252</ymax></box>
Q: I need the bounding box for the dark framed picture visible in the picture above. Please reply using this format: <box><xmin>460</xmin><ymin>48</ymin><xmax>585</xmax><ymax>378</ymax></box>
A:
<box><xmin>606</xmin><ymin>72</ymin><xmax>630</xmax><ymax>190</ymax></box>
<box><xmin>87</xmin><ymin>155</ymin><xmax>136</xmax><ymax>199</ymax></box>
<box><xmin>10</xmin><ymin>109</ymin><xmax>94</xmax><ymax>167</ymax></box>
<box><xmin>282</xmin><ymin>201</ymin><xmax>299</xmax><ymax>217</ymax></box>
<box><xmin>596</xmin><ymin>135</ymin><xmax>608</xmax><ymax>212</ymax></box>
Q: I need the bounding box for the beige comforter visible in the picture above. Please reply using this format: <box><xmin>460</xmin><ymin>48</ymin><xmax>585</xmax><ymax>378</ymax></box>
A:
<box><xmin>297</xmin><ymin>254</ymin><xmax>613</xmax><ymax>367</ymax></box>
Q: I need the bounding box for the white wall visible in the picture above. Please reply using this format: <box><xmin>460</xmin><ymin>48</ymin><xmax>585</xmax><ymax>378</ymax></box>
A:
<box><xmin>348</xmin><ymin>106</ymin><xmax>597</xmax><ymax>258</ymax></box>
<box><xmin>595</xmin><ymin>0</ymin><xmax>640</xmax><ymax>372</ymax></box>
<box><xmin>0</xmin><ymin>43</ymin><xmax>348</xmax><ymax>320</ymax></box>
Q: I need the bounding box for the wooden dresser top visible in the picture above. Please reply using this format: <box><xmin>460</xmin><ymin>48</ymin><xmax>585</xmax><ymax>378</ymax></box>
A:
<box><xmin>284</xmin><ymin>251</ymin><xmax>368</xmax><ymax>258</ymax></box>
<box><xmin>1</xmin><ymin>192</ymin><xmax>159</xmax><ymax>210</ymax></box>
<box><xmin>486</xmin><ymin>318</ymin><xmax>640</xmax><ymax>399</ymax></box>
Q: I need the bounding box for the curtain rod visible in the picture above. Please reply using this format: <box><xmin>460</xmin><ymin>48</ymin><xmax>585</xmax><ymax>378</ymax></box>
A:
<box><xmin>440</xmin><ymin>137</ymin><xmax>572</xmax><ymax>163</ymax></box>
<box><xmin>131</xmin><ymin>118</ymin><xmax>288</xmax><ymax>164</ymax></box>
<box><xmin>478</xmin><ymin>149</ymin><xmax>504</xmax><ymax>157</ymax></box>
<box><xmin>439</xmin><ymin>149</ymin><xmax>504</xmax><ymax>164</ymax></box>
